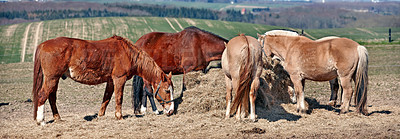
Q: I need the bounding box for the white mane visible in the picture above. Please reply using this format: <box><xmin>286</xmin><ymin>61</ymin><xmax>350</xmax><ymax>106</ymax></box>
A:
<box><xmin>315</xmin><ymin>36</ymin><xmax>340</xmax><ymax>42</ymax></box>
<box><xmin>264</xmin><ymin>30</ymin><xmax>299</xmax><ymax>37</ymax></box>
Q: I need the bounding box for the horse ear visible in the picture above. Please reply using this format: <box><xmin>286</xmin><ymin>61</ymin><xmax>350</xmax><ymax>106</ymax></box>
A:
<box><xmin>168</xmin><ymin>72</ymin><xmax>172</xmax><ymax>79</ymax></box>
<box><xmin>257</xmin><ymin>33</ymin><xmax>261</xmax><ymax>37</ymax></box>
<box><xmin>224</xmin><ymin>42</ymin><xmax>227</xmax><ymax>47</ymax></box>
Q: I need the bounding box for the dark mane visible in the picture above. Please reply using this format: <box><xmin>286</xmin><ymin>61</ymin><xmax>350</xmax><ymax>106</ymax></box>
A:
<box><xmin>184</xmin><ymin>26</ymin><xmax>229</xmax><ymax>42</ymax></box>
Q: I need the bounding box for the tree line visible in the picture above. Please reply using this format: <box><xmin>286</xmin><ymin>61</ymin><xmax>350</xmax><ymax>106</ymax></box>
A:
<box><xmin>0</xmin><ymin>3</ymin><xmax>255</xmax><ymax>25</ymax></box>
<box><xmin>0</xmin><ymin>9</ymin><xmax>129</xmax><ymax>21</ymax></box>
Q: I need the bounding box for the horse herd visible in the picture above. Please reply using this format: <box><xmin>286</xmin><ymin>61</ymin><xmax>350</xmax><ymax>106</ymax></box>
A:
<box><xmin>31</xmin><ymin>26</ymin><xmax>368</xmax><ymax>125</ymax></box>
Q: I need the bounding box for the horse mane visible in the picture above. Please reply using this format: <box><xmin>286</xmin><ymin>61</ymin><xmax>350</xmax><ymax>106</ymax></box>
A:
<box><xmin>184</xmin><ymin>26</ymin><xmax>229</xmax><ymax>42</ymax></box>
<box><xmin>264</xmin><ymin>30</ymin><xmax>299</xmax><ymax>37</ymax></box>
<box><xmin>315</xmin><ymin>36</ymin><xmax>340</xmax><ymax>42</ymax></box>
<box><xmin>111</xmin><ymin>35</ymin><xmax>165</xmax><ymax>84</ymax></box>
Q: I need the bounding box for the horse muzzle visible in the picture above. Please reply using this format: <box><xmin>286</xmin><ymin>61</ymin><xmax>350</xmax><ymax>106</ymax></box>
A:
<box><xmin>164</xmin><ymin>102</ymin><xmax>174</xmax><ymax>116</ymax></box>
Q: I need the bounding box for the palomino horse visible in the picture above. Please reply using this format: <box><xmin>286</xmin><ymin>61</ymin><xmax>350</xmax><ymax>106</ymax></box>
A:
<box><xmin>258</xmin><ymin>33</ymin><xmax>345</xmax><ymax>107</ymax></box>
<box><xmin>132</xmin><ymin>26</ymin><xmax>228</xmax><ymax>114</ymax></box>
<box><xmin>32</xmin><ymin>35</ymin><xmax>174</xmax><ymax>125</ymax></box>
<box><xmin>315</xmin><ymin>36</ymin><xmax>343</xmax><ymax>107</ymax></box>
<box><xmin>222</xmin><ymin>34</ymin><xmax>263</xmax><ymax>121</ymax></box>
<box><xmin>259</xmin><ymin>30</ymin><xmax>368</xmax><ymax>115</ymax></box>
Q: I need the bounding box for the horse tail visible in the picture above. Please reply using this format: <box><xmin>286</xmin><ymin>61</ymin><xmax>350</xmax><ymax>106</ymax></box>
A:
<box><xmin>132</xmin><ymin>75</ymin><xmax>144</xmax><ymax>114</ymax></box>
<box><xmin>230</xmin><ymin>35</ymin><xmax>253</xmax><ymax>116</ymax></box>
<box><xmin>354</xmin><ymin>45</ymin><xmax>368</xmax><ymax>115</ymax></box>
<box><xmin>32</xmin><ymin>45</ymin><xmax>43</xmax><ymax>120</ymax></box>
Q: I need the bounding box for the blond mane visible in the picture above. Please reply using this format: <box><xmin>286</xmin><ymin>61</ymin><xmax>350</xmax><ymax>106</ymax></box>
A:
<box><xmin>264</xmin><ymin>30</ymin><xmax>299</xmax><ymax>37</ymax></box>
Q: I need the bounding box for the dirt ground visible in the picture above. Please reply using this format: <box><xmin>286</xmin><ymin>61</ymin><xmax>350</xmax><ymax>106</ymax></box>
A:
<box><xmin>1</xmin><ymin>52</ymin><xmax>400</xmax><ymax>138</ymax></box>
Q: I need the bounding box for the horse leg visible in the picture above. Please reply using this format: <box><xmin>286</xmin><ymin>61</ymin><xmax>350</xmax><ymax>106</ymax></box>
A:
<box><xmin>132</xmin><ymin>75</ymin><xmax>143</xmax><ymax>115</ymax></box>
<box><xmin>99</xmin><ymin>81</ymin><xmax>114</xmax><ymax>117</ymax></box>
<box><xmin>224</xmin><ymin>76</ymin><xmax>233</xmax><ymax>119</ymax></box>
<box><xmin>113</xmin><ymin>77</ymin><xmax>126</xmax><ymax>120</ymax></box>
<box><xmin>140</xmin><ymin>85</ymin><xmax>148</xmax><ymax>114</ymax></box>
<box><xmin>48</xmin><ymin>83</ymin><xmax>62</xmax><ymax>122</ymax></box>
<box><xmin>36</xmin><ymin>77</ymin><xmax>59</xmax><ymax>125</ymax></box>
<box><xmin>235</xmin><ymin>104</ymin><xmax>242</xmax><ymax>120</ymax></box>
<box><xmin>144</xmin><ymin>82</ymin><xmax>159</xmax><ymax>114</ymax></box>
<box><xmin>328</xmin><ymin>78</ymin><xmax>340</xmax><ymax>107</ymax></box>
<box><xmin>249</xmin><ymin>78</ymin><xmax>260</xmax><ymax>121</ymax></box>
<box><xmin>291</xmin><ymin>77</ymin><xmax>307</xmax><ymax>113</ymax></box>
<box><xmin>339</xmin><ymin>76</ymin><xmax>353</xmax><ymax>114</ymax></box>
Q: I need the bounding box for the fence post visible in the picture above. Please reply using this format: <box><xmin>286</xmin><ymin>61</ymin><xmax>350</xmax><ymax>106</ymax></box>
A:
<box><xmin>389</xmin><ymin>28</ymin><xmax>392</xmax><ymax>43</ymax></box>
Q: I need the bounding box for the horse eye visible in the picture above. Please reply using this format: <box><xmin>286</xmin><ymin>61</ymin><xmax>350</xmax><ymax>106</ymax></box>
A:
<box><xmin>164</xmin><ymin>89</ymin><xmax>170</xmax><ymax>93</ymax></box>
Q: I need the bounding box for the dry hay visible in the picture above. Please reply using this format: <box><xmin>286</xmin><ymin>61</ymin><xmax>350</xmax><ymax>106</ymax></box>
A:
<box><xmin>174</xmin><ymin>56</ymin><xmax>294</xmax><ymax>117</ymax></box>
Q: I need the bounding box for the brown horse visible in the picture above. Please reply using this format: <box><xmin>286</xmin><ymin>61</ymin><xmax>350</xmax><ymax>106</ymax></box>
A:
<box><xmin>259</xmin><ymin>30</ymin><xmax>368</xmax><ymax>115</ymax></box>
<box><xmin>32</xmin><ymin>35</ymin><xmax>174</xmax><ymax>125</ymax></box>
<box><xmin>222</xmin><ymin>34</ymin><xmax>263</xmax><ymax>121</ymax></box>
<box><xmin>132</xmin><ymin>26</ymin><xmax>228</xmax><ymax>114</ymax></box>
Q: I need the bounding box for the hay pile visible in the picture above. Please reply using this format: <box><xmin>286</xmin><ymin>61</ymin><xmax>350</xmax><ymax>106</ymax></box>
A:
<box><xmin>172</xmin><ymin>57</ymin><xmax>294</xmax><ymax>116</ymax></box>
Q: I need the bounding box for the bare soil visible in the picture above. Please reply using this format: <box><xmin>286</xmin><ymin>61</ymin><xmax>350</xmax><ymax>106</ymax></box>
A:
<box><xmin>0</xmin><ymin>57</ymin><xmax>399</xmax><ymax>138</ymax></box>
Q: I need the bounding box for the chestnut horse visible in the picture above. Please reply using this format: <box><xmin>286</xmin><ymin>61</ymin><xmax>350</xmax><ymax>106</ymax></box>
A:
<box><xmin>32</xmin><ymin>35</ymin><xmax>174</xmax><ymax>125</ymax></box>
<box><xmin>259</xmin><ymin>30</ymin><xmax>368</xmax><ymax>115</ymax></box>
<box><xmin>132</xmin><ymin>26</ymin><xmax>228</xmax><ymax>114</ymax></box>
<box><xmin>222</xmin><ymin>34</ymin><xmax>263</xmax><ymax>121</ymax></box>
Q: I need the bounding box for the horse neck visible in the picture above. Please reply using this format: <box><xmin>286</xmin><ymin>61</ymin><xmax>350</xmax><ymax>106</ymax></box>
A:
<box><xmin>201</xmin><ymin>37</ymin><xmax>226</xmax><ymax>62</ymax></box>
<box><xmin>268</xmin><ymin>36</ymin><xmax>299</xmax><ymax>61</ymax></box>
<box><xmin>131</xmin><ymin>48</ymin><xmax>165</xmax><ymax>86</ymax></box>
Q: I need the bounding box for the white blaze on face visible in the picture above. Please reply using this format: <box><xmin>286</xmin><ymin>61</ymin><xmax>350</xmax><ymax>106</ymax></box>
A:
<box><xmin>37</xmin><ymin>105</ymin><xmax>45</xmax><ymax>125</ymax></box>
<box><xmin>68</xmin><ymin>67</ymin><xmax>74</xmax><ymax>78</ymax></box>
<box><xmin>166</xmin><ymin>86</ymin><xmax>174</xmax><ymax>114</ymax></box>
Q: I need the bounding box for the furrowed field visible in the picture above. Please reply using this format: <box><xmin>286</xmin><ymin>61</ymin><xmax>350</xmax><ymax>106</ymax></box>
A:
<box><xmin>0</xmin><ymin>17</ymin><xmax>399</xmax><ymax>138</ymax></box>
<box><xmin>0</xmin><ymin>16</ymin><xmax>398</xmax><ymax>63</ymax></box>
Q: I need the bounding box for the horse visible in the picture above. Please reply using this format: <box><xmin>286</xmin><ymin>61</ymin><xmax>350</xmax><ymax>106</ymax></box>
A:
<box><xmin>259</xmin><ymin>33</ymin><xmax>345</xmax><ymax>107</ymax></box>
<box><xmin>132</xmin><ymin>26</ymin><xmax>228</xmax><ymax>114</ymax></box>
<box><xmin>222</xmin><ymin>34</ymin><xmax>263</xmax><ymax>121</ymax></box>
<box><xmin>258</xmin><ymin>30</ymin><xmax>368</xmax><ymax>115</ymax></box>
<box><xmin>132</xmin><ymin>76</ymin><xmax>159</xmax><ymax>115</ymax></box>
<box><xmin>315</xmin><ymin>36</ymin><xmax>343</xmax><ymax>107</ymax></box>
<box><xmin>32</xmin><ymin>35</ymin><xmax>174</xmax><ymax>125</ymax></box>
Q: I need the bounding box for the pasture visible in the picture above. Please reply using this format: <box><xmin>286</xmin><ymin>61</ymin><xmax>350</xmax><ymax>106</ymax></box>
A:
<box><xmin>0</xmin><ymin>44</ymin><xmax>399</xmax><ymax>138</ymax></box>
<box><xmin>0</xmin><ymin>16</ymin><xmax>398</xmax><ymax>64</ymax></box>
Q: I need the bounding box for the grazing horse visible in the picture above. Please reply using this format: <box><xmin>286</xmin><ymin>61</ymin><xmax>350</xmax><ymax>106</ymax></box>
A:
<box><xmin>32</xmin><ymin>35</ymin><xmax>174</xmax><ymax>125</ymax></box>
<box><xmin>259</xmin><ymin>30</ymin><xmax>368</xmax><ymax>115</ymax></box>
<box><xmin>259</xmin><ymin>33</ymin><xmax>345</xmax><ymax>107</ymax></box>
<box><xmin>132</xmin><ymin>26</ymin><xmax>228</xmax><ymax>114</ymax></box>
<box><xmin>222</xmin><ymin>34</ymin><xmax>263</xmax><ymax>121</ymax></box>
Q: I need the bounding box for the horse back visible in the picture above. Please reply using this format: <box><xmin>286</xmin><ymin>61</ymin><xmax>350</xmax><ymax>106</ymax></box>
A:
<box><xmin>39</xmin><ymin>37</ymin><xmax>132</xmax><ymax>84</ymax></box>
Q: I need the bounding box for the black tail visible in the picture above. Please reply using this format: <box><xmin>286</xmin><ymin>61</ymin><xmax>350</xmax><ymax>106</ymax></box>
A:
<box><xmin>132</xmin><ymin>75</ymin><xmax>144</xmax><ymax>113</ymax></box>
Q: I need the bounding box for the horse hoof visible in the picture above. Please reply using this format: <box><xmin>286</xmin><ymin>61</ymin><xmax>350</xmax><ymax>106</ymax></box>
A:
<box><xmin>54</xmin><ymin>119</ymin><xmax>65</xmax><ymax>123</ymax></box>
<box><xmin>36</xmin><ymin>121</ymin><xmax>45</xmax><ymax>126</ymax></box>
<box><xmin>327</xmin><ymin>101</ymin><xmax>336</xmax><ymax>107</ymax></box>
<box><xmin>300</xmin><ymin>109</ymin><xmax>308</xmax><ymax>114</ymax></box>
<box><xmin>115</xmin><ymin>112</ymin><xmax>123</xmax><ymax>120</ymax></box>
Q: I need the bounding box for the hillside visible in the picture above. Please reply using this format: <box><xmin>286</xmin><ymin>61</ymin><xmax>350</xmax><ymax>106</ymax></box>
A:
<box><xmin>0</xmin><ymin>17</ymin><xmax>285</xmax><ymax>64</ymax></box>
<box><xmin>0</xmin><ymin>16</ymin><xmax>398</xmax><ymax>64</ymax></box>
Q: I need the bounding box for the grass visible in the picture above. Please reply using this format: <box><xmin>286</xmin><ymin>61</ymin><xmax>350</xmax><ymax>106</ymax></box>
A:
<box><xmin>305</xmin><ymin>27</ymin><xmax>400</xmax><ymax>44</ymax></box>
<box><xmin>367</xmin><ymin>45</ymin><xmax>400</xmax><ymax>75</ymax></box>
<box><xmin>60</xmin><ymin>0</ymin><xmax>302</xmax><ymax>10</ymax></box>
<box><xmin>0</xmin><ymin>16</ymin><xmax>398</xmax><ymax>64</ymax></box>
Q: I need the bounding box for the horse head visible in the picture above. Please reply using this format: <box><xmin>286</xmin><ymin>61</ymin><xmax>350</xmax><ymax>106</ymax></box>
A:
<box><xmin>154</xmin><ymin>72</ymin><xmax>174</xmax><ymax>116</ymax></box>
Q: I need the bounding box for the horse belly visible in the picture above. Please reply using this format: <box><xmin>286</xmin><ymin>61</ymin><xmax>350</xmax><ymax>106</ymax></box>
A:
<box><xmin>304</xmin><ymin>70</ymin><xmax>337</xmax><ymax>81</ymax></box>
<box><xmin>64</xmin><ymin>67</ymin><xmax>108</xmax><ymax>85</ymax></box>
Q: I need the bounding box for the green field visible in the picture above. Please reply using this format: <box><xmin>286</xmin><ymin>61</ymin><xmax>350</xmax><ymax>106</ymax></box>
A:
<box><xmin>0</xmin><ymin>16</ymin><xmax>398</xmax><ymax>64</ymax></box>
<box><xmin>58</xmin><ymin>0</ymin><xmax>301</xmax><ymax>10</ymax></box>
<box><xmin>0</xmin><ymin>17</ymin><xmax>285</xmax><ymax>64</ymax></box>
